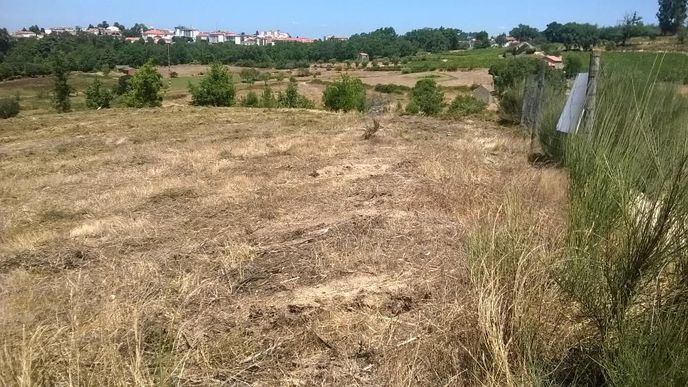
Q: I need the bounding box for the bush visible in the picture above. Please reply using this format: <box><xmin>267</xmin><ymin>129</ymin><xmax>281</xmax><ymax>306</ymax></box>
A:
<box><xmin>189</xmin><ymin>63</ymin><xmax>235</xmax><ymax>107</ymax></box>
<box><xmin>278</xmin><ymin>80</ymin><xmax>314</xmax><ymax>109</ymax></box>
<box><xmin>563</xmin><ymin>56</ymin><xmax>584</xmax><ymax>78</ymax></box>
<box><xmin>447</xmin><ymin>95</ymin><xmax>487</xmax><ymax>117</ymax></box>
<box><xmin>322</xmin><ymin>75</ymin><xmax>366</xmax><ymax>112</ymax></box>
<box><xmin>405</xmin><ymin>100</ymin><xmax>420</xmax><ymax>114</ymax></box>
<box><xmin>85</xmin><ymin>78</ymin><xmax>114</xmax><ymax>109</ymax></box>
<box><xmin>260</xmin><ymin>86</ymin><xmax>277</xmax><ymax>108</ymax></box>
<box><xmin>114</xmin><ymin>75</ymin><xmax>132</xmax><ymax>95</ymax></box>
<box><xmin>409</xmin><ymin>78</ymin><xmax>445</xmax><ymax>116</ymax></box>
<box><xmin>498</xmin><ymin>82</ymin><xmax>525</xmax><ymax>124</ymax></box>
<box><xmin>240</xmin><ymin>91</ymin><xmax>260</xmax><ymax>107</ymax></box>
<box><xmin>488</xmin><ymin>57</ymin><xmax>539</xmax><ymax>96</ymax></box>
<box><xmin>0</xmin><ymin>97</ymin><xmax>20</xmax><ymax>119</ymax></box>
<box><xmin>240</xmin><ymin>68</ymin><xmax>261</xmax><ymax>84</ymax></box>
<box><xmin>169</xmin><ymin>71</ymin><xmax>178</xmax><ymax>78</ymax></box>
<box><xmin>125</xmin><ymin>61</ymin><xmax>164</xmax><ymax>108</ymax></box>
<box><xmin>374</xmin><ymin>84</ymin><xmax>411</xmax><ymax>94</ymax></box>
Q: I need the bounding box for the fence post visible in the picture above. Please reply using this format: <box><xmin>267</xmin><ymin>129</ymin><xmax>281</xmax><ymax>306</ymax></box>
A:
<box><xmin>523</xmin><ymin>64</ymin><xmax>546</xmax><ymax>157</ymax></box>
<box><xmin>582</xmin><ymin>51</ymin><xmax>601</xmax><ymax>133</ymax></box>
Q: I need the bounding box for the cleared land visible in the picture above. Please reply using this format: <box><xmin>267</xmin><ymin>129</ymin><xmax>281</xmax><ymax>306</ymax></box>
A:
<box><xmin>0</xmin><ymin>107</ymin><xmax>566</xmax><ymax>385</ymax></box>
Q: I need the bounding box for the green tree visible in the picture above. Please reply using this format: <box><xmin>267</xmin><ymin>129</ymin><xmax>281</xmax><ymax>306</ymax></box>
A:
<box><xmin>260</xmin><ymin>85</ymin><xmax>277</xmax><ymax>108</ymax></box>
<box><xmin>563</xmin><ymin>56</ymin><xmax>584</xmax><ymax>78</ymax></box>
<box><xmin>495</xmin><ymin>33</ymin><xmax>508</xmax><ymax>47</ymax></box>
<box><xmin>278</xmin><ymin>80</ymin><xmax>314</xmax><ymax>109</ymax></box>
<box><xmin>51</xmin><ymin>53</ymin><xmax>71</xmax><ymax>113</ymax></box>
<box><xmin>408</xmin><ymin>78</ymin><xmax>444</xmax><ymax>115</ymax></box>
<box><xmin>510</xmin><ymin>24</ymin><xmax>541</xmax><ymax>41</ymax></box>
<box><xmin>189</xmin><ymin>63</ymin><xmax>235</xmax><ymax>106</ymax></box>
<box><xmin>474</xmin><ymin>31</ymin><xmax>491</xmax><ymax>49</ymax></box>
<box><xmin>658</xmin><ymin>0</ymin><xmax>688</xmax><ymax>34</ymax></box>
<box><xmin>322</xmin><ymin>75</ymin><xmax>366</xmax><ymax>112</ymax></box>
<box><xmin>125</xmin><ymin>61</ymin><xmax>163</xmax><ymax>108</ymax></box>
<box><xmin>28</xmin><ymin>25</ymin><xmax>42</xmax><ymax>34</ymax></box>
<box><xmin>621</xmin><ymin>12</ymin><xmax>645</xmax><ymax>45</ymax></box>
<box><xmin>85</xmin><ymin>78</ymin><xmax>113</xmax><ymax>109</ymax></box>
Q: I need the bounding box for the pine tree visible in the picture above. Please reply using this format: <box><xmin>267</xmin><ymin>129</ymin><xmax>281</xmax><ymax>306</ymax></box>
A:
<box><xmin>52</xmin><ymin>53</ymin><xmax>71</xmax><ymax>113</ymax></box>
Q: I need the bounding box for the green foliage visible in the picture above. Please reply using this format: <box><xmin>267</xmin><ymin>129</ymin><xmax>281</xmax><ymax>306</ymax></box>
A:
<box><xmin>510</xmin><ymin>24</ymin><xmax>541</xmax><ymax>41</ymax></box>
<box><xmin>240</xmin><ymin>91</ymin><xmax>260</xmax><ymax>107</ymax></box>
<box><xmin>560</xmin><ymin>70</ymin><xmax>688</xmax><ymax>384</ymax></box>
<box><xmin>373</xmin><ymin>84</ymin><xmax>410</xmax><ymax>94</ymax></box>
<box><xmin>405</xmin><ymin>100</ymin><xmax>420</xmax><ymax>115</ymax></box>
<box><xmin>657</xmin><ymin>0</ymin><xmax>688</xmax><ymax>35</ymax></box>
<box><xmin>498</xmin><ymin>82</ymin><xmax>524</xmax><ymax>124</ymax></box>
<box><xmin>322</xmin><ymin>75</ymin><xmax>366</xmax><ymax>112</ymax></box>
<box><xmin>0</xmin><ymin>97</ymin><xmax>20</xmax><ymax>119</ymax></box>
<box><xmin>489</xmin><ymin>57</ymin><xmax>539</xmax><ymax>96</ymax></box>
<box><xmin>239</xmin><ymin>68</ymin><xmax>261</xmax><ymax>84</ymax></box>
<box><xmin>189</xmin><ymin>63</ymin><xmax>235</xmax><ymax>107</ymax></box>
<box><xmin>409</xmin><ymin>78</ymin><xmax>444</xmax><ymax>115</ymax></box>
<box><xmin>563</xmin><ymin>55</ymin><xmax>584</xmax><ymax>78</ymax></box>
<box><xmin>115</xmin><ymin>75</ymin><xmax>132</xmax><ymax>95</ymax></box>
<box><xmin>474</xmin><ymin>31</ymin><xmax>491</xmax><ymax>49</ymax></box>
<box><xmin>278</xmin><ymin>80</ymin><xmax>314</xmax><ymax>109</ymax></box>
<box><xmin>446</xmin><ymin>95</ymin><xmax>487</xmax><ymax>117</ymax></box>
<box><xmin>125</xmin><ymin>61</ymin><xmax>164</xmax><ymax>108</ymax></box>
<box><xmin>51</xmin><ymin>53</ymin><xmax>71</xmax><ymax>113</ymax></box>
<box><xmin>85</xmin><ymin>78</ymin><xmax>114</xmax><ymax>109</ymax></box>
<box><xmin>260</xmin><ymin>86</ymin><xmax>277</xmax><ymax>108</ymax></box>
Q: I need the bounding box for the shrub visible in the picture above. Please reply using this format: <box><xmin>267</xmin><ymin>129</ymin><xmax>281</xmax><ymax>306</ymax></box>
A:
<box><xmin>488</xmin><ymin>57</ymin><xmax>539</xmax><ymax>96</ymax></box>
<box><xmin>498</xmin><ymin>82</ymin><xmax>525</xmax><ymax>124</ymax></box>
<box><xmin>322</xmin><ymin>75</ymin><xmax>366</xmax><ymax>112</ymax></box>
<box><xmin>447</xmin><ymin>95</ymin><xmax>487</xmax><ymax>117</ymax></box>
<box><xmin>240</xmin><ymin>68</ymin><xmax>261</xmax><ymax>84</ymax></box>
<box><xmin>114</xmin><ymin>75</ymin><xmax>132</xmax><ymax>95</ymax></box>
<box><xmin>374</xmin><ymin>84</ymin><xmax>411</xmax><ymax>94</ymax></box>
<box><xmin>563</xmin><ymin>56</ymin><xmax>584</xmax><ymax>78</ymax></box>
<box><xmin>125</xmin><ymin>61</ymin><xmax>164</xmax><ymax>108</ymax></box>
<box><xmin>85</xmin><ymin>78</ymin><xmax>114</xmax><ymax>109</ymax></box>
<box><xmin>409</xmin><ymin>78</ymin><xmax>445</xmax><ymax>116</ymax></box>
<box><xmin>260</xmin><ymin>86</ymin><xmax>277</xmax><ymax>108</ymax></box>
<box><xmin>240</xmin><ymin>91</ymin><xmax>260</xmax><ymax>107</ymax></box>
<box><xmin>278</xmin><ymin>80</ymin><xmax>314</xmax><ymax>109</ymax></box>
<box><xmin>405</xmin><ymin>100</ymin><xmax>420</xmax><ymax>114</ymax></box>
<box><xmin>189</xmin><ymin>63</ymin><xmax>235</xmax><ymax>107</ymax></box>
<box><xmin>0</xmin><ymin>97</ymin><xmax>20</xmax><ymax>119</ymax></box>
<box><xmin>169</xmin><ymin>71</ymin><xmax>178</xmax><ymax>78</ymax></box>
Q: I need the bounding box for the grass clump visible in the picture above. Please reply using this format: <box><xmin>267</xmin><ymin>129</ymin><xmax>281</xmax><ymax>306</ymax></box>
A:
<box><xmin>0</xmin><ymin>97</ymin><xmax>20</xmax><ymax>119</ymax></box>
<box><xmin>446</xmin><ymin>95</ymin><xmax>486</xmax><ymax>117</ymax></box>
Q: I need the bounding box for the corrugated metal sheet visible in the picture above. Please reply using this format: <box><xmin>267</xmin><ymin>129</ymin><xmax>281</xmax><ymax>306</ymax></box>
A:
<box><xmin>557</xmin><ymin>73</ymin><xmax>589</xmax><ymax>134</ymax></box>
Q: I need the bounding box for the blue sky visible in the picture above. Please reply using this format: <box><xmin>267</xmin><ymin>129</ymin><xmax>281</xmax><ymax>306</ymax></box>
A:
<box><xmin>0</xmin><ymin>0</ymin><xmax>657</xmax><ymax>37</ymax></box>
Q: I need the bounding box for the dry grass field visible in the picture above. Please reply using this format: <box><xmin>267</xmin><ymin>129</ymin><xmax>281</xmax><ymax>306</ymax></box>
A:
<box><xmin>0</xmin><ymin>107</ymin><xmax>568</xmax><ymax>385</ymax></box>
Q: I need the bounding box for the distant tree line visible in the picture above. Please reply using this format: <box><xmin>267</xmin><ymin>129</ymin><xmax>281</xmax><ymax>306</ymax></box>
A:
<box><xmin>0</xmin><ymin>26</ymin><xmax>491</xmax><ymax>80</ymax></box>
<box><xmin>1</xmin><ymin>0</ymin><xmax>686</xmax><ymax>81</ymax></box>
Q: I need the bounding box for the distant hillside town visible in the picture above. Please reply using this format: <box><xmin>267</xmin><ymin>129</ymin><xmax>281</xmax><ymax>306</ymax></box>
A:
<box><xmin>11</xmin><ymin>24</ymin><xmax>325</xmax><ymax>46</ymax></box>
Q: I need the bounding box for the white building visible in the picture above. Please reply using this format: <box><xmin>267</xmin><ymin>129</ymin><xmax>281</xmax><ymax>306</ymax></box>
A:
<box><xmin>13</xmin><ymin>30</ymin><xmax>39</xmax><ymax>39</ymax></box>
<box><xmin>174</xmin><ymin>26</ymin><xmax>199</xmax><ymax>40</ymax></box>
